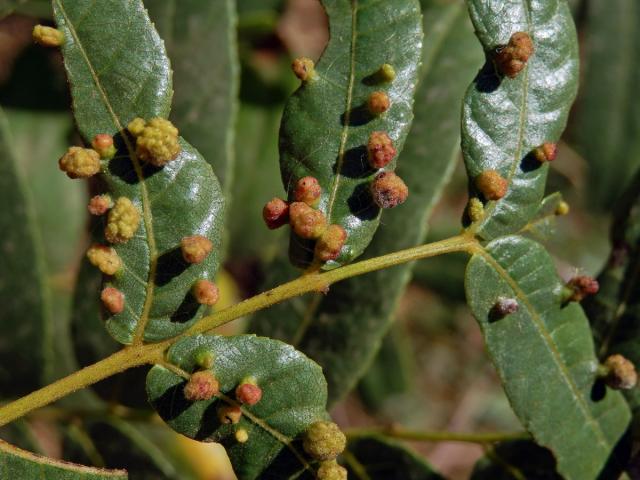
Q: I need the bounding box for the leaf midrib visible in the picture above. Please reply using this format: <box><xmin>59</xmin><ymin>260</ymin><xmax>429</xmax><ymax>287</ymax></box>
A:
<box><xmin>477</xmin><ymin>247</ymin><xmax>611</xmax><ymax>453</ymax></box>
<box><xmin>54</xmin><ymin>0</ymin><xmax>159</xmax><ymax>344</ymax></box>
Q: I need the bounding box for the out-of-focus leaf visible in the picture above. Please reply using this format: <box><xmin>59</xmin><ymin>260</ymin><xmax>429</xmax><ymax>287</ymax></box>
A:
<box><xmin>54</xmin><ymin>0</ymin><xmax>225</xmax><ymax>343</ymax></box>
<box><xmin>279</xmin><ymin>0</ymin><xmax>423</xmax><ymax>268</ymax></box>
<box><xmin>345</xmin><ymin>436</ymin><xmax>444</xmax><ymax>480</ymax></box>
<box><xmin>471</xmin><ymin>440</ymin><xmax>561</xmax><ymax>480</ymax></box>
<box><xmin>465</xmin><ymin>236</ymin><xmax>631</xmax><ymax>480</ymax></box>
<box><xmin>146</xmin><ymin>0</ymin><xmax>239</xmax><ymax>192</ymax></box>
<box><xmin>463</xmin><ymin>0</ymin><xmax>579</xmax><ymax>240</ymax></box>
<box><xmin>573</xmin><ymin>0</ymin><xmax>640</xmax><ymax>209</ymax></box>
<box><xmin>146</xmin><ymin>334</ymin><xmax>328</xmax><ymax>480</ymax></box>
<box><xmin>252</xmin><ymin>0</ymin><xmax>482</xmax><ymax>405</ymax></box>
<box><xmin>0</xmin><ymin>107</ymin><xmax>52</xmax><ymax>397</ymax></box>
<box><xmin>0</xmin><ymin>439</ymin><xmax>127</xmax><ymax>479</ymax></box>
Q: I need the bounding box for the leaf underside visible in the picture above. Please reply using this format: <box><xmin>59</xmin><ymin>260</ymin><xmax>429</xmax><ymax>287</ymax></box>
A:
<box><xmin>54</xmin><ymin>0</ymin><xmax>225</xmax><ymax>343</ymax></box>
<box><xmin>463</xmin><ymin>0</ymin><xmax>579</xmax><ymax>240</ymax></box>
<box><xmin>146</xmin><ymin>334</ymin><xmax>328</xmax><ymax>480</ymax></box>
<box><xmin>465</xmin><ymin>236</ymin><xmax>631</xmax><ymax>480</ymax></box>
<box><xmin>279</xmin><ymin>0</ymin><xmax>423</xmax><ymax>269</ymax></box>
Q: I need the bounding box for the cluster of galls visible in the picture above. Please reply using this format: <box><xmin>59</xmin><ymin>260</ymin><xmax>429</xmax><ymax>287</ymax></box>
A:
<box><xmin>56</xmin><ymin>117</ymin><xmax>219</xmax><ymax>316</ymax></box>
<box><xmin>302</xmin><ymin>421</ymin><xmax>348</xmax><ymax>480</ymax></box>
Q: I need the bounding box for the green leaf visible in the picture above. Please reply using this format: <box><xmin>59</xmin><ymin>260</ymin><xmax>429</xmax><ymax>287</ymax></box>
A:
<box><xmin>344</xmin><ymin>435</ymin><xmax>444</xmax><ymax>479</ymax></box>
<box><xmin>573</xmin><ymin>0</ymin><xmax>640</xmax><ymax>209</ymax></box>
<box><xmin>54</xmin><ymin>0</ymin><xmax>225</xmax><ymax>343</ymax></box>
<box><xmin>465</xmin><ymin>236</ymin><xmax>631</xmax><ymax>480</ymax></box>
<box><xmin>0</xmin><ymin>439</ymin><xmax>127</xmax><ymax>479</ymax></box>
<box><xmin>146</xmin><ymin>334</ymin><xmax>328</xmax><ymax>480</ymax></box>
<box><xmin>471</xmin><ymin>440</ymin><xmax>561</xmax><ymax>480</ymax></box>
<box><xmin>252</xmin><ymin>0</ymin><xmax>482</xmax><ymax>405</ymax></box>
<box><xmin>519</xmin><ymin>192</ymin><xmax>565</xmax><ymax>241</ymax></box>
<box><xmin>0</xmin><ymin>107</ymin><xmax>52</xmax><ymax>397</ymax></box>
<box><xmin>279</xmin><ymin>0</ymin><xmax>423</xmax><ymax>268</ymax></box>
<box><xmin>146</xmin><ymin>0</ymin><xmax>239</xmax><ymax>192</ymax></box>
<box><xmin>463</xmin><ymin>0</ymin><xmax>579</xmax><ymax>240</ymax></box>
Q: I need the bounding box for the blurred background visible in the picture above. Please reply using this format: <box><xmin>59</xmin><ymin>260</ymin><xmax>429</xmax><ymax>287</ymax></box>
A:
<box><xmin>0</xmin><ymin>0</ymin><xmax>636</xmax><ymax>478</ymax></box>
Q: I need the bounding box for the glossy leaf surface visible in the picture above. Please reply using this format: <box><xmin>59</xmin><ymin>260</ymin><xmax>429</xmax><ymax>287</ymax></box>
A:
<box><xmin>463</xmin><ymin>0</ymin><xmax>579</xmax><ymax>240</ymax></box>
<box><xmin>465</xmin><ymin>236</ymin><xmax>631</xmax><ymax>479</ymax></box>
<box><xmin>253</xmin><ymin>0</ymin><xmax>481</xmax><ymax>405</ymax></box>
<box><xmin>0</xmin><ymin>439</ymin><xmax>126</xmax><ymax>479</ymax></box>
<box><xmin>146</xmin><ymin>334</ymin><xmax>328</xmax><ymax>480</ymax></box>
<box><xmin>345</xmin><ymin>436</ymin><xmax>444</xmax><ymax>479</ymax></box>
<box><xmin>279</xmin><ymin>0</ymin><xmax>423</xmax><ymax>268</ymax></box>
<box><xmin>0</xmin><ymin>107</ymin><xmax>51</xmax><ymax>397</ymax></box>
<box><xmin>54</xmin><ymin>0</ymin><xmax>225</xmax><ymax>343</ymax></box>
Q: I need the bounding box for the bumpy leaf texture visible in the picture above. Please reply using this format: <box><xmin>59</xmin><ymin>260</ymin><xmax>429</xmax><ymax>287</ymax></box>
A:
<box><xmin>54</xmin><ymin>0</ymin><xmax>225</xmax><ymax>343</ymax></box>
<box><xmin>279</xmin><ymin>0</ymin><xmax>423</xmax><ymax>269</ymax></box>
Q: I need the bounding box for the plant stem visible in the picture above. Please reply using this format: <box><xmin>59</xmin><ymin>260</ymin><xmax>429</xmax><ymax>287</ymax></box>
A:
<box><xmin>0</xmin><ymin>234</ymin><xmax>477</xmax><ymax>427</ymax></box>
<box><xmin>347</xmin><ymin>427</ymin><xmax>529</xmax><ymax>444</ymax></box>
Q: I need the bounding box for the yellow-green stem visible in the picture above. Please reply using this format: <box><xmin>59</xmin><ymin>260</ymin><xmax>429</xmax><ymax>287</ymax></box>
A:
<box><xmin>0</xmin><ymin>234</ymin><xmax>477</xmax><ymax>427</ymax></box>
<box><xmin>347</xmin><ymin>427</ymin><xmax>529</xmax><ymax>444</ymax></box>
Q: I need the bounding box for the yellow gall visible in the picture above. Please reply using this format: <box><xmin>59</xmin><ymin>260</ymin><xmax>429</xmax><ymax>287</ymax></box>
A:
<box><xmin>378</xmin><ymin>63</ymin><xmax>396</xmax><ymax>82</ymax></box>
<box><xmin>192</xmin><ymin>279</ymin><xmax>219</xmax><ymax>306</ymax></box>
<box><xmin>289</xmin><ymin>202</ymin><xmax>327</xmax><ymax>239</ymax></box>
<box><xmin>317</xmin><ymin>460</ymin><xmax>348</xmax><ymax>480</ymax></box>
<box><xmin>218</xmin><ymin>405</ymin><xmax>242</xmax><ymax>424</ymax></box>
<box><xmin>58</xmin><ymin>146</ymin><xmax>101</xmax><ymax>179</ymax></box>
<box><xmin>88</xmin><ymin>194</ymin><xmax>113</xmax><ymax>216</ymax></box>
<box><xmin>602</xmin><ymin>354</ymin><xmax>638</xmax><ymax>390</ymax></box>
<box><xmin>533</xmin><ymin>142</ymin><xmax>557</xmax><ymax>163</ymax></box>
<box><xmin>315</xmin><ymin>225</ymin><xmax>347</xmax><ymax>262</ymax></box>
<box><xmin>235</xmin><ymin>428</ymin><xmax>249</xmax><ymax>443</ymax></box>
<box><xmin>32</xmin><ymin>25</ymin><xmax>64</xmax><ymax>47</ymax></box>
<box><xmin>91</xmin><ymin>134</ymin><xmax>116</xmax><ymax>159</ymax></box>
<box><xmin>475</xmin><ymin>170</ymin><xmax>508</xmax><ymax>201</ymax></box>
<box><xmin>104</xmin><ymin>197</ymin><xmax>141</xmax><ymax>244</ymax></box>
<box><xmin>127</xmin><ymin>117</ymin><xmax>146</xmax><ymax>137</ymax></box>
<box><xmin>467</xmin><ymin>197</ymin><xmax>485</xmax><ymax>223</ymax></box>
<box><xmin>183</xmin><ymin>371</ymin><xmax>219</xmax><ymax>401</ymax></box>
<box><xmin>294</xmin><ymin>176</ymin><xmax>322</xmax><ymax>207</ymax></box>
<box><xmin>367</xmin><ymin>91</ymin><xmax>391</xmax><ymax>115</ymax></box>
<box><xmin>302</xmin><ymin>421</ymin><xmax>346</xmax><ymax>461</ymax></box>
<box><xmin>181</xmin><ymin>235</ymin><xmax>213</xmax><ymax>264</ymax></box>
<box><xmin>495</xmin><ymin>31</ymin><xmax>534</xmax><ymax>78</ymax></box>
<box><xmin>292</xmin><ymin>57</ymin><xmax>318</xmax><ymax>82</ymax></box>
<box><xmin>86</xmin><ymin>244</ymin><xmax>122</xmax><ymax>276</ymax></box>
<box><xmin>100</xmin><ymin>287</ymin><xmax>124</xmax><ymax>314</ymax></box>
<box><xmin>370</xmin><ymin>171</ymin><xmax>408</xmax><ymax>209</ymax></box>
<box><xmin>133</xmin><ymin>117</ymin><xmax>180</xmax><ymax>166</ymax></box>
<box><xmin>367</xmin><ymin>131</ymin><xmax>396</xmax><ymax>169</ymax></box>
<box><xmin>555</xmin><ymin>200</ymin><xmax>570</xmax><ymax>216</ymax></box>
<box><xmin>263</xmin><ymin>197</ymin><xmax>289</xmax><ymax>230</ymax></box>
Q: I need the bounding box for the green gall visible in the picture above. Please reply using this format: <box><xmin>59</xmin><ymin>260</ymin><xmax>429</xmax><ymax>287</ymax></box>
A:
<box><xmin>315</xmin><ymin>225</ymin><xmax>347</xmax><ymax>262</ymax></box>
<box><xmin>181</xmin><ymin>235</ymin><xmax>213</xmax><ymax>264</ymax></box>
<box><xmin>475</xmin><ymin>170</ymin><xmax>508</xmax><ymax>201</ymax></box>
<box><xmin>292</xmin><ymin>57</ymin><xmax>318</xmax><ymax>82</ymax></box>
<box><xmin>367</xmin><ymin>131</ymin><xmax>396</xmax><ymax>169</ymax></box>
<box><xmin>289</xmin><ymin>202</ymin><xmax>327</xmax><ymax>239</ymax></box>
<box><xmin>294</xmin><ymin>176</ymin><xmax>322</xmax><ymax>207</ymax></box>
<box><xmin>371</xmin><ymin>171</ymin><xmax>408</xmax><ymax>209</ymax></box>
<box><xmin>378</xmin><ymin>63</ymin><xmax>396</xmax><ymax>82</ymax></box>
<box><xmin>317</xmin><ymin>460</ymin><xmax>348</xmax><ymax>480</ymax></box>
<box><xmin>105</xmin><ymin>197</ymin><xmax>141</xmax><ymax>244</ymax></box>
<box><xmin>494</xmin><ymin>31</ymin><xmax>534</xmax><ymax>78</ymax></box>
<box><xmin>263</xmin><ymin>197</ymin><xmax>289</xmax><ymax>230</ymax></box>
<box><xmin>100</xmin><ymin>287</ymin><xmax>124</xmax><ymax>314</ymax></box>
<box><xmin>302</xmin><ymin>421</ymin><xmax>346</xmax><ymax>461</ymax></box>
<box><xmin>192</xmin><ymin>279</ymin><xmax>219</xmax><ymax>306</ymax></box>
<box><xmin>58</xmin><ymin>146</ymin><xmax>101</xmax><ymax>179</ymax></box>
<box><xmin>183</xmin><ymin>371</ymin><xmax>219</xmax><ymax>401</ymax></box>
<box><xmin>32</xmin><ymin>25</ymin><xmax>64</xmax><ymax>47</ymax></box>
<box><xmin>86</xmin><ymin>244</ymin><xmax>122</xmax><ymax>276</ymax></box>
<box><xmin>194</xmin><ymin>349</ymin><xmax>215</xmax><ymax>370</ymax></box>
<box><xmin>600</xmin><ymin>354</ymin><xmax>638</xmax><ymax>390</ymax></box>
<box><xmin>367</xmin><ymin>91</ymin><xmax>391</xmax><ymax>115</ymax></box>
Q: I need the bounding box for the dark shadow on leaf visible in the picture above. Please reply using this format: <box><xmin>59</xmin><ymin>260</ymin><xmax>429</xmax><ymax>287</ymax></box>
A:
<box><xmin>170</xmin><ymin>291</ymin><xmax>201</xmax><ymax>324</ymax></box>
<box><xmin>288</xmin><ymin>233</ymin><xmax>315</xmax><ymax>269</ymax></box>
<box><xmin>341</xmin><ymin>104</ymin><xmax>373</xmax><ymax>127</ymax></box>
<box><xmin>258</xmin><ymin>439</ymin><xmax>312</xmax><ymax>480</ymax></box>
<box><xmin>520</xmin><ymin>152</ymin><xmax>542</xmax><ymax>173</ymax></box>
<box><xmin>194</xmin><ymin>401</ymin><xmax>226</xmax><ymax>440</ymax></box>
<box><xmin>155</xmin><ymin>248</ymin><xmax>190</xmax><ymax>286</ymax></box>
<box><xmin>151</xmin><ymin>382</ymin><xmax>191</xmax><ymax>421</ymax></box>
<box><xmin>590</xmin><ymin>377</ymin><xmax>607</xmax><ymax>402</ymax></box>
<box><xmin>474</xmin><ymin>57</ymin><xmax>501</xmax><ymax>94</ymax></box>
<box><xmin>108</xmin><ymin>133</ymin><xmax>162</xmax><ymax>184</ymax></box>
<box><xmin>334</xmin><ymin>146</ymin><xmax>373</xmax><ymax>179</ymax></box>
<box><xmin>598</xmin><ymin>425</ymin><xmax>632</xmax><ymax>480</ymax></box>
<box><xmin>348</xmin><ymin>183</ymin><xmax>380</xmax><ymax>221</ymax></box>
<box><xmin>362</xmin><ymin>71</ymin><xmax>385</xmax><ymax>86</ymax></box>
